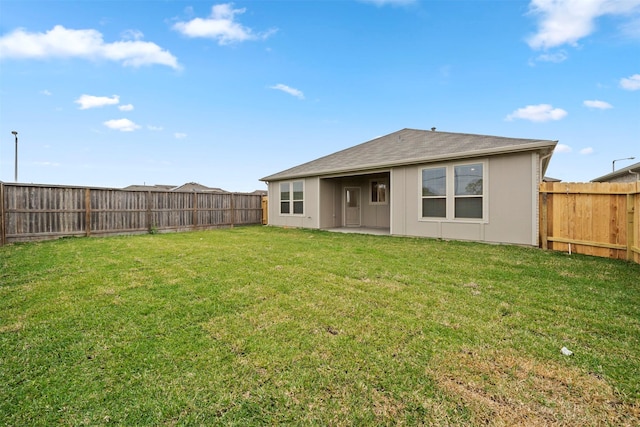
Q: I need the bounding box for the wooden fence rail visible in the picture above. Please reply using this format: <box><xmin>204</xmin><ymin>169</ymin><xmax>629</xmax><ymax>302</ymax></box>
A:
<box><xmin>539</xmin><ymin>181</ymin><xmax>639</xmax><ymax>264</ymax></box>
<box><xmin>0</xmin><ymin>183</ymin><xmax>264</xmax><ymax>245</ymax></box>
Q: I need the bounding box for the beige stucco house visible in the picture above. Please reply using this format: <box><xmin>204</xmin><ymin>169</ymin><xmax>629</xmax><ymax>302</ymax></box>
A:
<box><xmin>260</xmin><ymin>128</ymin><xmax>557</xmax><ymax>246</ymax></box>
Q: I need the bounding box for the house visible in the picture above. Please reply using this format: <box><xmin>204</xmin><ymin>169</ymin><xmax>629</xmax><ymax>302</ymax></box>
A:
<box><xmin>122</xmin><ymin>183</ymin><xmax>229</xmax><ymax>192</ymax></box>
<box><xmin>123</xmin><ymin>184</ymin><xmax>177</xmax><ymax>191</ymax></box>
<box><xmin>171</xmin><ymin>182</ymin><xmax>228</xmax><ymax>193</ymax></box>
<box><xmin>260</xmin><ymin>128</ymin><xmax>557</xmax><ymax>246</ymax></box>
<box><xmin>591</xmin><ymin>162</ymin><xmax>640</xmax><ymax>183</ymax></box>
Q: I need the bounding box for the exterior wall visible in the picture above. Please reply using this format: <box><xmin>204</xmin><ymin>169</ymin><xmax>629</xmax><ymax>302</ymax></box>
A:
<box><xmin>484</xmin><ymin>153</ymin><xmax>538</xmax><ymax>245</ymax></box>
<box><xmin>267</xmin><ymin>177</ymin><xmax>320</xmax><ymax>229</ymax></box>
<box><xmin>319</xmin><ymin>179</ymin><xmax>339</xmax><ymax>228</ymax></box>
<box><xmin>602</xmin><ymin>174</ymin><xmax>639</xmax><ymax>183</ymax></box>
<box><xmin>391</xmin><ymin>152</ymin><xmax>539</xmax><ymax>245</ymax></box>
<box><xmin>267</xmin><ymin>152</ymin><xmax>541</xmax><ymax>245</ymax></box>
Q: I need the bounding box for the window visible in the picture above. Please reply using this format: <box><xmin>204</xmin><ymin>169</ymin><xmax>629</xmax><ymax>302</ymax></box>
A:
<box><xmin>421</xmin><ymin>163</ymin><xmax>485</xmax><ymax>220</ymax></box>
<box><xmin>422</xmin><ymin>167</ymin><xmax>446</xmax><ymax>218</ymax></box>
<box><xmin>280</xmin><ymin>181</ymin><xmax>304</xmax><ymax>215</ymax></box>
<box><xmin>454</xmin><ymin>164</ymin><xmax>483</xmax><ymax>219</ymax></box>
<box><xmin>280</xmin><ymin>183</ymin><xmax>290</xmax><ymax>214</ymax></box>
<box><xmin>370</xmin><ymin>179</ymin><xmax>388</xmax><ymax>204</ymax></box>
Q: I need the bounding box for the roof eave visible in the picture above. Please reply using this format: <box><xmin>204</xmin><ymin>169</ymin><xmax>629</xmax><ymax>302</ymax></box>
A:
<box><xmin>591</xmin><ymin>168</ymin><xmax>640</xmax><ymax>182</ymax></box>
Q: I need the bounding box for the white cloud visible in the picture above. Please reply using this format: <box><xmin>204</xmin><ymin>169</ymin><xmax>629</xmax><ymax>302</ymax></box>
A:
<box><xmin>121</xmin><ymin>29</ymin><xmax>144</xmax><ymax>41</ymax></box>
<box><xmin>173</xmin><ymin>3</ymin><xmax>276</xmax><ymax>45</ymax></box>
<box><xmin>554</xmin><ymin>145</ymin><xmax>594</xmax><ymax>155</ymax></box>
<box><xmin>104</xmin><ymin>118</ymin><xmax>141</xmax><ymax>132</ymax></box>
<box><xmin>148</xmin><ymin>125</ymin><xmax>163</xmax><ymax>131</ymax></box>
<box><xmin>174</xmin><ymin>132</ymin><xmax>187</xmax><ymax>139</ymax></box>
<box><xmin>0</xmin><ymin>25</ymin><xmax>180</xmax><ymax>69</ymax></box>
<box><xmin>620</xmin><ymin>73</ymin><xmax>640</xmax><ymax>90</ymax></box>
<box><xmin>118</xmin><ymin>104</ymin><xmax>134</xmax><ymax>111</ymax></box>
<box><xmin>270</xmin><ymin>83</ymin><xmax>304</xmax><ymax>99</ymax></box>
<box><xmin>534</xmin><ymin>50</ymin><xmax>568</xmax><ymax>63</ymax></box>
<box><xmin>527</xmin><ymin>0</ymin><xmax>640</xmax><ymax>50</ymax></box>
<box><xmin>40</xmin><ymin>89</ymin><xmax>52</xmax><ymax>96</ymax></box>
<box><xmin>506</xmin><ymin>104</ymin><xmax>568</xmax><ymax>122</ymax></box>
<box><xmin>75</xmin><ymin>94</ymin><xmax>119</xmax><ymax>110</ymax></box>
<box><xmin>583</xmin><ymin>99</ymin><xmax>613</xmax><ymax>109</ymax></box>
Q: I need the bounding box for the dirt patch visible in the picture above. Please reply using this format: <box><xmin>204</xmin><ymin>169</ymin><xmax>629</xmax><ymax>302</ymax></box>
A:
<box><xmin>429</xmin><ymin>348</ymin><xmax>640</xmax><ymax>426</ymax></box>
<box><xmin>0</xmin><ymin>321</ymin><xmax>23</xmax><ymax>333</ymax></box>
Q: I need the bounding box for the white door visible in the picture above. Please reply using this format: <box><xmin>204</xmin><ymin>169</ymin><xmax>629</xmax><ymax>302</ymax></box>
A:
<box><xmin>345</xmin><ymin>187</ymin><xmax>361</xmax><ymax>227</ymax></box>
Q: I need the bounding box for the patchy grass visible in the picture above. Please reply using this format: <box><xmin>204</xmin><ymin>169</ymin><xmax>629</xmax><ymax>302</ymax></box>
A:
<box><xmin>1</xmin><ymin>226</ymin><xmax>639</xmax><ymax>425</ymax></box>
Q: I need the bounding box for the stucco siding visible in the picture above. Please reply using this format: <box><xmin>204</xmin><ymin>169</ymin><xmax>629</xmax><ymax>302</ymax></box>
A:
<box><xmin>268</xmin><ymin>152</ymin><xmax>540</xmax><ymax>245</ymax></box>
<box><xmin>267</xmin><ymin>178</ymin><xmax>320</xmax><ymax>229</ymax></box>
<box><xmin>484</xmin><ymin>153</ymin><xmax>536</xmax><ymax>245</ymax></box>
<box><xmin>319</xmin><ymin>179</ymin><xmax>338</xmax><ymax>228</ymax></box>
<box><xmin>362</xmin><ymin>204</ymin><xmax>390</xmax><ymax>228</ymax></box>
<box><xmin>605</xmin><ymin>174</ymin><xmax>639</xmax><ymax>183</ymax></box>
<box><xmin>391</xmin><ymin>152</ymin><xmax>538</xmax><ymax>245</ymax></box>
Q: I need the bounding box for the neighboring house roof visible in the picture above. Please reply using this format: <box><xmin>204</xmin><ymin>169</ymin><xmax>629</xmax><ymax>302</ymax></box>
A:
<box><xmin>171</xmin><ymin>182</ymin><xmax>228</xmax><ymax>193</ymax></box>
<box><xmin>123</xmin><ymin>183</ymin><xmax>229</xmax><ymax>192</ymax></box>
<box><xmin>591</xmin><ymin>162</ymin><xmax>640</xmax><ymax>182</ymax></box>
<box><xmin>543</xmin><ymin>176</ymin><xmax>562</xmax><ymax>182</ymax></box>
<box><xmin>123</xmin><ymin>184</ymin><xmax>177</xmax><ymax>191</ymax></box>
<box><xmin>261</xmin><ymin>128</ymin><xmax>557</xmax><ymax>182</ymax></box>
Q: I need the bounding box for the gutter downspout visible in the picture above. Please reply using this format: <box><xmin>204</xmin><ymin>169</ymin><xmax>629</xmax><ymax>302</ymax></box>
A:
<box><xmin>539</xmin><ymin>150</ymin><xmax>554</xmax><ymax>182</ymax></box>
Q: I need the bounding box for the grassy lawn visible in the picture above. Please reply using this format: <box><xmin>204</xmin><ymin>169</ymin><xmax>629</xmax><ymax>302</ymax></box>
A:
<box><xmin>1</xmin><ymin>226</ymin><xmax>639</xmax><ymax>425</ymax></box>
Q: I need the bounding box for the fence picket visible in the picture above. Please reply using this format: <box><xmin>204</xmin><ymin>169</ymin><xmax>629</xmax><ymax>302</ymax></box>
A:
<box><xmin>539</xmin><ymin>181</ymin><xmax>639</xmax><ymax>264</ymax></box>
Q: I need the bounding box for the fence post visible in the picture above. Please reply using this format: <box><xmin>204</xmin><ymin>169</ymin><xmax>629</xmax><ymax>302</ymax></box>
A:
<box><xmin>628</xmin><ymin>192</ymin><xmax>636</xmax><ymax>262</ymax></box>
<box><xmin>540</xmin><ymin>189</ymin><xmax>548</xmax><ymax>250</ymax></box>
<box><xmin>192</xmin><ymin>193</ymin><xmax>198</xmax><ymax>230</ymax></box>
<box><xmin>230</xmin><ymin>194</ymin><xmax>235</xmax><ymax>228</ymax></box>
<box><xmin>0</xmin><ymin>182</ymin><xmax>5</xmax><ymax>246</ymax></box>
<box><xmin>85</xmin><ymin>188</ymin><xmax>91</xmax><ymax>237</ymax></box>
<box><xmin>262</xmin><ymin>195</ymin><xmax>268</xmax><ymax>225</ymax></box>
<box><xmin>146</xmin><ymin>191</ymin><xmax>152</xmax><ymax>233</ymax></box>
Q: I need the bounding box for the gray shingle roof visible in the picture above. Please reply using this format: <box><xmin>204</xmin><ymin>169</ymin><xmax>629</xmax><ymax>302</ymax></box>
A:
<box><xmin>591</xmin><ymin>161</ymin><xmax>640</xmax><ymax>182</ymax></box>
<box><xmin>261</xmin><ymin>128</ymin><xmax>557</xmax><ymax>181</ymax></box>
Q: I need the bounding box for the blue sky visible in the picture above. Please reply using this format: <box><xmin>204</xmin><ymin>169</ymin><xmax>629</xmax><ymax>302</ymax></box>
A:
<box><xmin>0</xmin><ymin>0</ymin><xmax>638</xmax><ymax>191</ymax></box>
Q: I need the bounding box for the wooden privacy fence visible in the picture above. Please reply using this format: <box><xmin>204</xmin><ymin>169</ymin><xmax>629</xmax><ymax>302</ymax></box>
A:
<box><xmin>539</xmin><ymin>181</ymin><xmax>640</xmax><ymax>263</ymax></box>
<box><xmin>0</xmin><ymin>183</ymin><xmax>264</xmax><ymax>245</ymax></box>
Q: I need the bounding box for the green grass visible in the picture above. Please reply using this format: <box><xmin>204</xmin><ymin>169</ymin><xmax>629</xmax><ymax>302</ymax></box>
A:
<box><xmin>1</xmin><ymin>226</ymin><xmax>639</xmax><ymax>425</ymax></box>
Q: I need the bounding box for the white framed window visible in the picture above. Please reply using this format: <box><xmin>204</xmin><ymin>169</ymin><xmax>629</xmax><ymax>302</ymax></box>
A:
<box><xmin>421</xmin><ymin>167</ymin><xmax>446</xmax><ymax>217</ymax></box>
<box><xmin>280</xmin><ymin>181</ymin><xmax>304</xmax><ymax>215</ymax></box>
<box><xmin>370</xmin><ymin>179</ymin><xmax>388</xmax><ymax>205</ymax></box>
<box><xmin>421</xmin><ymin>162</ymin><xmax>486</xmax><ymax>221</ymax></box>
<box><xmin>454</xmin><ymin>164</ymin><xmax>483</xmax><ymax>219</ymax></box>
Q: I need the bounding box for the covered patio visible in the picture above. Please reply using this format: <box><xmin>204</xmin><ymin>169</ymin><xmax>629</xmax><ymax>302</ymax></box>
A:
<box><xmin>318</xmin><ymin>172</ymin><xmax>391</xmax><ymax>230</ymax></box>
